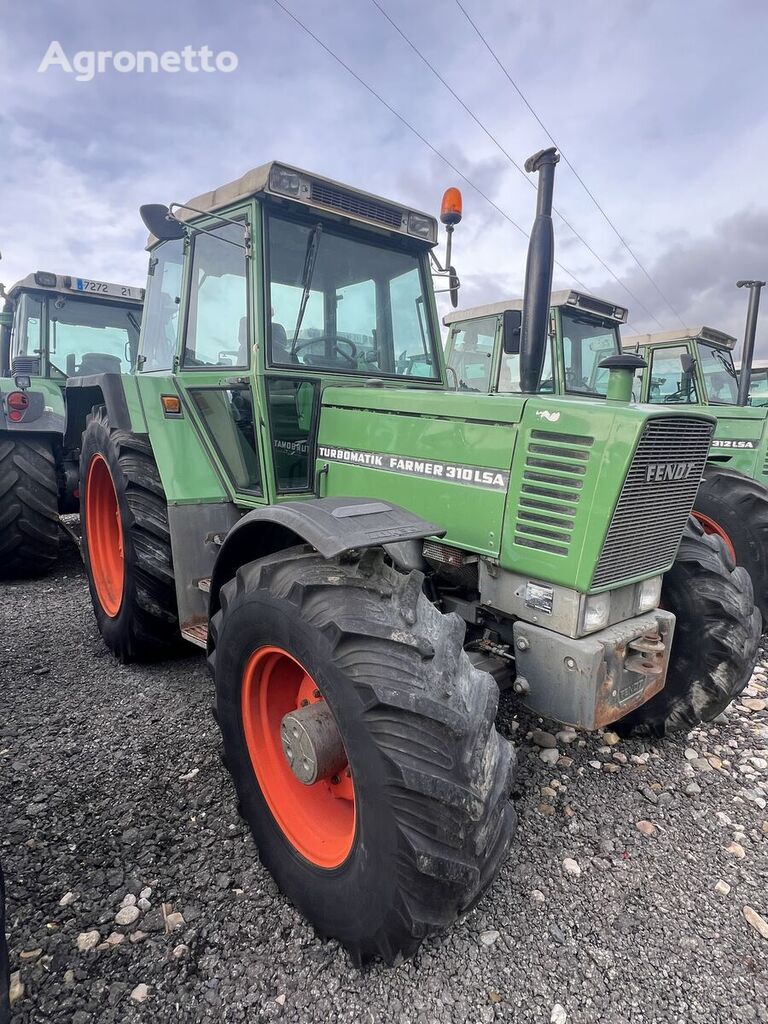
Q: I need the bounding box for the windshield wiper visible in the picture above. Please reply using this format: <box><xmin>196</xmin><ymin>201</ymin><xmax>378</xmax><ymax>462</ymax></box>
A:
<box><xmin>290</xmin><ymin>223</ymin><xmax>322</xmax><ymax>355</ymax></box>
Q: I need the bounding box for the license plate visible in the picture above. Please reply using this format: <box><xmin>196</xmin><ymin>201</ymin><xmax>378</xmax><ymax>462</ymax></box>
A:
<box><xmin>70</xmin><ymin>278</ymin><xmax>141</xmax><ymax>301</ymax></box>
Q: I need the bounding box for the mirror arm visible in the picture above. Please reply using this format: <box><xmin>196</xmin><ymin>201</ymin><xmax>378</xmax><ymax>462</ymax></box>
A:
<box><xmin>169</xmin><ymin>203</ymin><xmax>251</xmax><ymax>255</ymax></box>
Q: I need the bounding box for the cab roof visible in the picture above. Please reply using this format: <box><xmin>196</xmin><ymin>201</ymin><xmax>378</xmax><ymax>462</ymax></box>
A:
<box><xmin>623</xmin><ymin>326</ymin><xmax>737</xmax><ymax>350</ymax></box>
<box><xmin>442</xmin><ymin>289</ymin><xmax>628</xmax><ymax>326</ymax></box>
<box><xmin>149</xmin><ymin>160</ymin><xmax>438</xmax><ymax>248</ymax></box>
<box><xmin>5</xmin><ymin>272</ymin><xmax>143</xmax><ymax>306</ymax></box>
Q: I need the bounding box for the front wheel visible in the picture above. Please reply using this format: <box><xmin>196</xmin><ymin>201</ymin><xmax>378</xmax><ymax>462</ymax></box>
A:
<box><xmin>618</xmin><ymin>517</ymin><xmax>761</xmax><ymax>736</ymax></box>
<box><xmin>210</xmin><ymin>547</ymin><xmax>517</xmax><ymax>965</ymax></box>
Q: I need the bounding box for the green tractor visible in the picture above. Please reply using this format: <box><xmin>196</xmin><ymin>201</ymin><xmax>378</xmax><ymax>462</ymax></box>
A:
<box><xmin>445</xmin><ymin>295</ymin><xmax>768</xmax><ymax>621</ymax></box>
<box><xmin>623</xmin><ymin>319</ymin><xmax>768</xmax><ymax>619</ymax></box>
<box><xmin>71</xmin><ymin>150</ymin><xmax>758</xmax><ymax>963</ymax></box>
<box><xmin>0</xmin><ymin>272</ymin><xmax>143</xmax><ymax>577</ymax></box>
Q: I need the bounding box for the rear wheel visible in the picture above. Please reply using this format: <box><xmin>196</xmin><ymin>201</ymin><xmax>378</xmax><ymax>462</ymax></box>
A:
<box><xmin>0</xmin><ymin>436</ymin><xmax>59</xmax><ymax>578</ymax></box>
<box><xmin>210</xmin><ymin>546</ymin><xmax>517</xmax><ymax>965</ymax></box>
<box><xmin>693</xmin><ymin>467</ymin><xmax>768</xmax><ymax>620</ymax></box>
<box><xmin>618</xmin><ymin>517</ymin><xmax>761</xmax><ymax>736</ymax></box>
<box><xmin>80</xmin><ymin>406</ymin><xmax>179</xmax><ymax>662</ymax></box>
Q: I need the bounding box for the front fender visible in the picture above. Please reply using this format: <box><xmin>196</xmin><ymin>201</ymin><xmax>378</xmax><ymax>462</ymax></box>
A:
<box><xmin>209</xmin><ymin>497</ymin><xmax>444</xmax><ymax>618</ymax></box>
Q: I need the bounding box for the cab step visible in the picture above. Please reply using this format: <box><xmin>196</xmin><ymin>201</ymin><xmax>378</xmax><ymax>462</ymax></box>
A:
<box><xmin>181</xmin><ymin>623</ymin><xmax>209</xmax><ymax>649</ymax></box>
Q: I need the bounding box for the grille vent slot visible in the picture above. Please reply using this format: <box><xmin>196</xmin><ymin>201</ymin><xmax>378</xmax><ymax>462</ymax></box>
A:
<box><xmin>592</xmin><ymin>417</ymin><xmax>713</xmax><ymax>588</ymax></box>
<box><xmin>309</xmin><ymin>180</ymin><xmax>405</xmax><ymax>230</ymax></box>
<box><xmin>513</xmin><ymin>429</ymin><xmax>594</xmax><ymax>556</ymax></box>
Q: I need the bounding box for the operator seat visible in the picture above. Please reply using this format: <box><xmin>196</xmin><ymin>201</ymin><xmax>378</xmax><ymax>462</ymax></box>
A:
<box><xmin>77</xmin><ymin>353</ymin><xmax>123</xmax><ymax>376</ymax></box>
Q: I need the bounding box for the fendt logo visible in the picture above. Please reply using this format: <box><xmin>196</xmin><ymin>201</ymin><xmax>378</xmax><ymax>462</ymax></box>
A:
<box><xmin>645</xmin><ymin>461</ymin><xmax>698</xmax><ymax>483</ymax></box>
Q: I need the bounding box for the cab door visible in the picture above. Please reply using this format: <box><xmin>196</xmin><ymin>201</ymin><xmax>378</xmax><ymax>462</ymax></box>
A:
<box><xmin>173</xmin><ymin>204</ymin><xmax>271</xmax><ymax>508</ymax></box>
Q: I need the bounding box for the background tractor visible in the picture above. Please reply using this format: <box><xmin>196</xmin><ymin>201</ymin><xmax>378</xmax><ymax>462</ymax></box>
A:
<box><xmin>737</xmin><ymin>357</ymin><xmax>768</xmax><ymax>406</ymax></box>
<box><xmin>70</xmin><ymin>150</ymin><xmax>759</xmax><ymax>964</ymax></box>
<box><xmin>623</xmin><ymin>318</ymin><xmax>768</xmax><ymax>619</ymax></box>
<box><xmin>0</xmin><ymin>272</ymin><xmax>143</xmax><ymax>577</ymax></box>
<box><xmin>445</xmin><ymin>296</ymin><xmax>768</xmax><ymax>621</ymax></box>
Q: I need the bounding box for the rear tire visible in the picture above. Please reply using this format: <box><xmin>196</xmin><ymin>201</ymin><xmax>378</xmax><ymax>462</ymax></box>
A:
<box><xmin>80</xmin><ymin>406</ymin><xmax>180</xmax><ymax>662</ymax></box>
<box><xmin>693</xmin><ymin>466</ymin><xmax>768</xmax><ymax>621</ymax></box>
<box><xmin>617</xmin><ymin>517</ymin><xmax>761</xmax><ymax>736</ymax></box>
<box><xmin>210</xmin><ymin>546</ymin><xmax>517</xmax><ymax>965</ymax></box>
<box><xmin>0</xmin><ymin>436</ymin><xmax>59</xmax><ymax>578</ymax></box>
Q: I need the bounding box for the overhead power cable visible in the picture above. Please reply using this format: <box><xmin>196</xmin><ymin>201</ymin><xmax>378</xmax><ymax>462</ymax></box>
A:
<box><xmin>271</xmin><ymin>0</ymin><xmax>611</xmax><ymax>299</ymax></box>
<box><xmin>454</xmin><ymin>0</ymin><xmax>687</xmax><ymax>329</ymax></box>
<box><xmin>369</xmin><ymin>0</ymin><xmax>666</xmax><ymax>330</ymax></box>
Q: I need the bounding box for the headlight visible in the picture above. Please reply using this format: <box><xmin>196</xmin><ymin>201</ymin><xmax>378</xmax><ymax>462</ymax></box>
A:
<box><xmin>637</xmin><ymin>575</ymin><xmax>663</xmax><ymax>613</ymax></box>
<box><xmin>582</xmin><ymin>592</ymin><xmax>610</xmax><ymax>633</ymax></box>
<box><xmin>408</xmin><ymin>211</ymin><xmax>437</xmax><ymax>242</ymax></box>
<box><xmin>269</xmin><ymin>166</ymin><xmax>303</xmax><ymax>197</ymax></box>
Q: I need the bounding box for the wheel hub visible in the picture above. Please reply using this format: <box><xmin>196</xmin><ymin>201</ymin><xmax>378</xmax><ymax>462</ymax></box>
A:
<box><xmin>280</xmin><ymin>702</ymin><xmax>347</xmax><ymax>785</ymax></box>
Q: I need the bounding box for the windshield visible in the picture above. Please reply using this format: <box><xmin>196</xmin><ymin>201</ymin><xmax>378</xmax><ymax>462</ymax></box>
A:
<box><xmin>12</xmin><ymin>293</ymin><xmax>141</xmax><ymax>377</ymax></box>
<box><xmin>267</xmin><ymin>212</ymin><xmax>439</xmax><ymax>379</ymax></box>
<box><xmin>561</xmin><ymin>310</ymin><xmax>620</xmax><ymax>397</ymax></box>
<box><xmin>698</xmin><ymin>342</ymin><xmax>738</xmax><ymax>405</ymax></box>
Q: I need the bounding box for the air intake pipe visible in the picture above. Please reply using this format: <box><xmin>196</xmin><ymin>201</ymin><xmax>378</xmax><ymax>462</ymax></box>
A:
<box><xmin>520</xmin><ymin>147</ymin><xmax>559</xmax><ymax>393</ymax></box>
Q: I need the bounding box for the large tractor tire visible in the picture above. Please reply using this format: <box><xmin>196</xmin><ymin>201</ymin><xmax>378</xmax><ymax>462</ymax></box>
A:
<box><xmin>618</xmin><ymin>517</ymin><xmax>760</xmax><ymax>737</ymax></box>
<box><xmin>0</xmin><ymin>436</ymin><xmax>59</xmax><ymax>578</ymax></box>
<box><xmin>0</xmin><ymin>861</ymin><xmax>9</xmax><ymax>1024</ymax></box>
<box><xmin>693</xmin><ymin>466</ymin><xmax>768</xmax><ymax>621</ymax></box>
<box><xmin>80</xmin><ymin>406</ymin><xmax>179</xmax><ymax>662</ymax></box>
<box><xmin>209</xmin><ymin>546</ymin><xmax>516</xmax><ymax>965</ymax></box>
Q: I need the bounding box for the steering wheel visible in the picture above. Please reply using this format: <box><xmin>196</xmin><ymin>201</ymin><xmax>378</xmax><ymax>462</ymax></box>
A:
<box><xmin>292</xmin><ymin>335</ymin><xmax>358</xmax><ymax>367</ymax></box>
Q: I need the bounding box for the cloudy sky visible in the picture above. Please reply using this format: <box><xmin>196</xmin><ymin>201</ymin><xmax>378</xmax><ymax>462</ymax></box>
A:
<box><xmin>2</xmin><ymin>0</ymin><xmax>768</xmax><ymax>351</ymax></box>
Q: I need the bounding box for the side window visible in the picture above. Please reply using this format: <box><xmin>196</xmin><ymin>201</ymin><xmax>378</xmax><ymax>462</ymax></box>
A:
<box><xmin>140</xmin><ymin>239</ymin><xmax>184</xmax><ymax>372</ymax></box>
<box><xmin>12</xmin><ymin>293</ymin><xmax>43</xmax><ymax>360</ymax></box>
<box><xmin>448</xmin><ymin>315</ymin><xmax>497</xmax><ymax>392</ymax></box>
<box><xmin>184</xmin><ymin>222</ymin><xmax>248</xmax><ymax>368</ymax></box>
<box><xmin>648</xmin><ymin>346</ymin><xmax>697</xmax><ymax>404</ymax></box>
<box><xmin>190</xmin><ymin>387</ymin><xmax>261</xmax><ymax>493</ymax></box>
<box><xmin>391</xmin><ymin>268</ymin><xmax>433</xmax><ymax>377</ymax></box>
<box><xmin>266</xmin><ymin>378</ymin><xmax>318</xmax><ymax>492</ymax></box>
<box><xmin>498</xmin><ymin>339</ymin><xmax>554</xmax><ymax>393</ymax></box>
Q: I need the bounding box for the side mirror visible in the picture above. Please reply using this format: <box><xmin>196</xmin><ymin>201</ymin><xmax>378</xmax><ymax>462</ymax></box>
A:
<box><xmin>680</xmin><ymin>353</ymin><xmax>694</xmax><ymax>373</ymax></box>
<box><xmin>139</xmin><ymin>204</ymin><xmax>186</xmax><ymax>241</ymax></box>
<box><xmin>502</xmin><ymin>309</ymin><xmax>522</xmax><ymax>354</ymax></box>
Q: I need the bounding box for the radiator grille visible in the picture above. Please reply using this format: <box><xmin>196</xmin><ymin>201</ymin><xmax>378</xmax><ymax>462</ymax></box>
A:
<box><xmin>310</xmin><ymin>181</ymin><xmax>405</xmax><ymax>230</ymax></box>
<box><xmin>513</xmin><ymin>429</ymin><xmax>594</xmax><ymax>557</ymax></box>
<box><xmin>592</xmin><ymin>417</ymin><xmax>713</xmax><ymax>588</ymax></box>
<box><xmin>762</xmin><ymin>450</ymin><xmax>768</xmax><ymax>477</ymax></box>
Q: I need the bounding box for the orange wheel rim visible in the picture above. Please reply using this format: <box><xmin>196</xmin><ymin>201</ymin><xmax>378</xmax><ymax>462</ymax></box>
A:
<box><xmin>241</xmin><ymin>646</ymin><xmax>356</xmax><ymax>868</ymax></box>
<box><xmin>85</xmin><ymin>454</ymin><xmax>125</xmax><ymax>618</ymax></box>
<box><xmin>693</xmin><ymin>510</ymin><xmax>736</xmax><ymax>562</ymax></box>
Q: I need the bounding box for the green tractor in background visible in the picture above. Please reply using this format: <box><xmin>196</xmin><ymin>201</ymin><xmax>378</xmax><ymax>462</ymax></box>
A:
<box><xmin>0</xmin><ymin>272</ymin><xmax>143</xmax><ymax>577</ymax></box>
<box><xmin>623</xmin><ymin>293</ymin><xmax>768</xmax><ymax>620</ymax></box>
<box><xmin>737</xmin><ymin>356</ymin><xmax>768</xmax><ymax>406</ymax></box>
<box><xmin>59</xmin><ymin>149</ymin><xmax>758</xmax><ymax>963</ymax></box>
<box><xmin>445</xmin><ymin>293</ymin><xmax>768</xmax><ymax>621</ymax></box>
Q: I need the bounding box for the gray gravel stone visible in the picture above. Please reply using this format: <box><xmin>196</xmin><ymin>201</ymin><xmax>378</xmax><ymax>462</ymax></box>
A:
<box><xmin>1</xmin><ymin>544</ymin><xmax>767</xmax><ymax>1024</ymax></box>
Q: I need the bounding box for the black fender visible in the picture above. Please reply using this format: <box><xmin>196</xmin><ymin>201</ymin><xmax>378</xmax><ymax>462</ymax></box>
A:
<box><xmin>209</xmin><ymin>497</ymin><xmax>444</xmax><ymax>618</ymax></box>
<box><xmin>63</xmin><ymin>372</ymin><xmax>132</xmax><ymax>448</ymax></box>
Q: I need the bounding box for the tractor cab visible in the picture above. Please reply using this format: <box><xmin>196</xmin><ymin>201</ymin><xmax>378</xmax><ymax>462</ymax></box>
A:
<box><xmin>443</xmin><ymin>290</ymin><xmax>626</xmax><ymax>397</ymax></box>
<box><xmin>1</xmin><ymin>272</ymin><xmax>143</xmax><ymax>382</ymax></box>
<box><xmin>622</xmin><ymin>326</ymin><xmax>768</xmax><ymax>481</ymax></box>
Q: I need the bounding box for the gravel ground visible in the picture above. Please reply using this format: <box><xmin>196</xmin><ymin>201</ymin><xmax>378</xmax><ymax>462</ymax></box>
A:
<box><xmin>1</xmin><ymin>541</ymin><xmax>767</xmax><ymax>1024</ymax></box>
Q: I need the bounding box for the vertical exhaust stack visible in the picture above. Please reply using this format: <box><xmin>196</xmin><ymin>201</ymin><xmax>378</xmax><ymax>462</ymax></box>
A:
<box><xmin>736</xmin><ymin>279</ymin><xmax>765</xmax><ymax>406</ymax></box>
<box><xmin>520</xmin><ymin>147</ymin><xmax>559</xmax><ymax>393</ymax></box>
